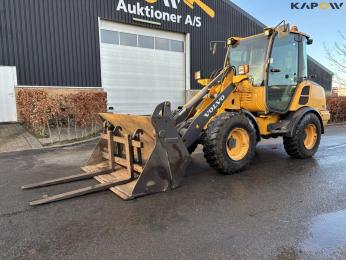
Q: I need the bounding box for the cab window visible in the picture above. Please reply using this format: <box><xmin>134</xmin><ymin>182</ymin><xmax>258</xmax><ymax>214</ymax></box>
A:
<box><xmin>267</xmin><ymin>34</ymin><xmax>298</xmax><ymax>112</ymax></box>
<box><xmin>230</xmin><ymin>35</ymin><xmax>268</xmax><ymax>86</ymax></box>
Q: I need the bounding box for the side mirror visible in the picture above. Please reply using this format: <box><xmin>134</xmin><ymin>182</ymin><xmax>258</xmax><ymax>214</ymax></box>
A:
<box><xmin>209</xmin><ymin>41</ymin><xmax>226</xmax><ymax>55</ymax></box>
<box><xmin>307</xmin><ymin>38</ymin><xmax>313</xmax><ymax>45</ymax></box>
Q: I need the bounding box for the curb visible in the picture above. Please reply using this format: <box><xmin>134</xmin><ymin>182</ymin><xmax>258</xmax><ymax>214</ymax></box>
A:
<box><xmin>327</xmin><ymin>122</ymin><xmax>346</xmax><ymax>127</ymax></box>
<box><xmin>0</xmin><ymin>136</ymin><xmax>99</xmax><ymax>156</ymax></box>
<box><xmin>41</xmin><ymin>136</ymin><xmax>100</xmax><ymax>149</ymax></box>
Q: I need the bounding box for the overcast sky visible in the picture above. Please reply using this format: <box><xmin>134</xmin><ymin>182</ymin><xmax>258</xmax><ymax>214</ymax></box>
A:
<box><xmin>231</xmin><ymin>0</ymin><xmax>346</xmax><ymax>70</ymax></box>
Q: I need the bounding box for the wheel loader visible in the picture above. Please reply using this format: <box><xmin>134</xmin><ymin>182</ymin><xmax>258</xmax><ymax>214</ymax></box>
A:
<box><xmin>23</xmin><ymin>22</ymin><xmax>330</xmax><ymax>205</ymax></box>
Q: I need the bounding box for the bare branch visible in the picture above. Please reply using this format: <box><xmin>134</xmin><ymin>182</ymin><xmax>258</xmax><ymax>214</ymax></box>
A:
<box><xmin>338</xmin><ymin>31</ymin><xmax>346</xmax><ymax>41</ymax></box>
<box><xmin>334</xmin><ymin>74</ymin><xmax>346</xmax><ymax>86</ymax></box>
<box><xmin>325</xmin><ymin>33</ymin><xmax>346</xmax><ymax>83</ymax></box>
<box><xmin>335</xmin><ymin>43</ymin><xmax>346</xmax><ymax>56</ymax></box>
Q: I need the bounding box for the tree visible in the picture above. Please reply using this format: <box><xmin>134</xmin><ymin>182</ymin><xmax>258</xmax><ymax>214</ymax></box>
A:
<box><xmin>325</xmin><ymin>31</ymin><xmax>346</xmax><ymax>86</ymax></box>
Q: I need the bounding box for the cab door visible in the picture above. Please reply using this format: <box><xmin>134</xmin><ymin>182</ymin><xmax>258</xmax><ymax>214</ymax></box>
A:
<box><xmin>267</xmin><ymin>33</ymin><xmax>299</xmax><ymax>112</ymax></box>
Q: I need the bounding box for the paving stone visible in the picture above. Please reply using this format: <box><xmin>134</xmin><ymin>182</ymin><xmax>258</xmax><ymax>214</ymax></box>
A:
<box><xmin>0</xmin><ymin>123</ymin><xmax>42</xmax><ymax>153</ymax></box>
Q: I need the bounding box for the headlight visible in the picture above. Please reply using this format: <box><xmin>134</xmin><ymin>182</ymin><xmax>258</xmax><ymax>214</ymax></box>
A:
<box><xmin>194</xmin><ymin>71</ymin><xmax>201</xmax><ymax>80</ymax></box>
<box><xmin>264</xmin><ymin>28</ymin><xmax>273</xmax><ymax>36</ymax></box>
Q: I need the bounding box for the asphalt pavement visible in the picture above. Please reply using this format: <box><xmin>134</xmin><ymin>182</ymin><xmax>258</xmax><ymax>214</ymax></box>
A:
<box><xmin>0</xmin><ymin>125</ymin><xmax>345</xmax><ymax>259</ymax></box>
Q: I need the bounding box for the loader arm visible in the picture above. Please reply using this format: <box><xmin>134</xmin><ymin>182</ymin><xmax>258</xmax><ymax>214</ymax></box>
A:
<box><xmin>182</xmin><ymin>82</ymin><xmax>235</xmax><ymax>148</ymax></box>
<box><xmin>174</xmin><ymin>66</ymin><xmax>231</xmax><ymax>125</ymax></box>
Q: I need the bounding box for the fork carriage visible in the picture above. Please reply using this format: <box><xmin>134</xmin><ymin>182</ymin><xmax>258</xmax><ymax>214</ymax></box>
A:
<box><xmin>23</xmin><ymin>102</ymin><xmax>190</xmax><ymax>206</ymax></box>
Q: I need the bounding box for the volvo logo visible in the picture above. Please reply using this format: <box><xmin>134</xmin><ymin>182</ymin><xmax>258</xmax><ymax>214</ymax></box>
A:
<box><xmin>203</xmin><ymin>95</ymin><xmax>225</xmax><ymax>118</ymax></box>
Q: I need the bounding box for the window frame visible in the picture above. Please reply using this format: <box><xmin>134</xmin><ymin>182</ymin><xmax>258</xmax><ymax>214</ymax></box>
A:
<box><xmin>100</xmin><ymin>29</ymin><xmax>185</xmax><ymax>53</ymax></box>
<box><xmin>100</xmin><ymin>29</ymin><xmax>119</xmax><ymax>45</ymax></box>
<box><xmin>119</xmin><ymin>32</ymin><xmax>138</xmax><ymax>47</ymax></box>
<box><xmin>138</xmin><ymin>34</ymin><xmax>155</xmax><ymax>49</ymax></box>
<box><xmin>155</xmin><ymin>37</ymin><xmax>170</xmax><ymax>51</ymax></box>
<box><xmin>170</xmin><ymin>39</ymin><xmax>185</xmax><ymax>52</ymax></box>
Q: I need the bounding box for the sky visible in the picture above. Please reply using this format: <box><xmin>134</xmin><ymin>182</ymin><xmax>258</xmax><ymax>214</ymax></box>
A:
<box><xmin>231</xmin><ymin>0</ymin><xmax>346</xmax><ymax>71</ymax></box>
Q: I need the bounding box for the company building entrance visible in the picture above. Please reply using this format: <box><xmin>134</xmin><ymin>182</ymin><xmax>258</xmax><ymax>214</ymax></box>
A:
<box><xmin>99</xmin><ymin>19</ymin><xmax>189</xmax><ymax>115</ymax></box>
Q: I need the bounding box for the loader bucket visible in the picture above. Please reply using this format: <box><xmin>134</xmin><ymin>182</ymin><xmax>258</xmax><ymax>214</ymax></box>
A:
<box><xmin>81</xmin><ymin>101</ymin><xmax>191</xmax><ymax>200</ymax></box>
<box><xmin>22</xmin><ymin>102</ymin><xmax>190</xmax><ymax>206</ymax></box>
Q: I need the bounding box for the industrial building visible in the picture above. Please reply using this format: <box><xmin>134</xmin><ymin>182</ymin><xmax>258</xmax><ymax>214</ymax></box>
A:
<box><xmin>0</xmin><ymin>0</ymin><xmax>333</xmax><ymax>119</ymax></box>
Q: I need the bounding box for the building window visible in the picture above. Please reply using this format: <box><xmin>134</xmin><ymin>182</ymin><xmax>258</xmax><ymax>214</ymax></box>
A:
<box><xmin>138</xmin><ymin>35</ymin><xmax>154</xmax><ymax>49</ymax></box>
<box><xmin>119</xmin><ymin>32</ymin><xmax>137</xmax><ymax>47</ymax></box>
<box><xmin>155</xmin><ymin>37</ymin><xmax>170</xmax><ymax>51</ymax></box>
<box><xmin>100</xmin><ymin>29</ymin><xmax>119</xmax><ymax>44</ymax></box>
<box><xmin>170</xmin><ymin>40</ymin><xmax>184</xmax><ymax>52</ymax></box>
<box><xmin>101</xmin><ymin>30</ymin><xmax>184</xmax><ymax>53</ymax></box>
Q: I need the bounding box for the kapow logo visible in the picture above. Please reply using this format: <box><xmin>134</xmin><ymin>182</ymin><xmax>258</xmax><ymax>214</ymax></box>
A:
<box><xmin>146</xmin><ymin>0</ymin><xmax>215</xmax><ymax>18</ymax></box>
<box><xmin>291</xmin><ymin>2</ymin><xmax>344</xmax><ymax>9</ymax></box>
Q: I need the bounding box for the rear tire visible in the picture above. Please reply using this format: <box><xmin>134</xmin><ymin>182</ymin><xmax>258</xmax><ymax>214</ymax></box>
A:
<box><xmin>283</xmin><ymin>113</ymin><xmax>321</xmax><ymax>158</ymax></box>
<box><xmin>202</xmin><ymin>112</ymin><xmax>257</xmax><ymax>174</ymax></box>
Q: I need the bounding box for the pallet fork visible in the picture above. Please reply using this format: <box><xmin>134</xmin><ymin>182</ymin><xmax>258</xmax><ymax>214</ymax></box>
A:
<box><xmin>23</xmin><ymin>102</ymin><xmax>190</xmax><ymax>206</ymax></box>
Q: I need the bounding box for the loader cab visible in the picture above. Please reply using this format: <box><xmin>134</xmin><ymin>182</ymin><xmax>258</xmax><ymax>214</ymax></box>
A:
<box><xmin>228</xmin><ymin>27</ymin><xmax>311</xmax><ymax>113</ymax></box>
<box><xmin>266</xmin><ymin>30</ymin><xmax>309</xmax><ymax>113</ymax></box>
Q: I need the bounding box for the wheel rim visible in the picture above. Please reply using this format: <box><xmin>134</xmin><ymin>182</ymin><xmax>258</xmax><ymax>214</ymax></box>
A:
<box><xmin>304</xmin><ymin>124</ymin><xmax>318</xmax><ymax>150</ymax></box>
<box><xmin>226</xmin><ymin>128</ymin><xmax>250</xmax><ymax>161</ymax></box>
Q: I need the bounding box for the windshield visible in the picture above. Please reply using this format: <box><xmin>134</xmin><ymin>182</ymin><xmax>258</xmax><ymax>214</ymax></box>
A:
<box><xmin>230</xmin><ymin>35</ymin><xmax>268</xmax><ymax>86</ymax></box>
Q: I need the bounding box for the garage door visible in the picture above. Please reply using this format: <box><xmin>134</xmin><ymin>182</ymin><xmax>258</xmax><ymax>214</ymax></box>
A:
<box><xmin>99</xmin><ymin>20</ymin><xmax>187</xmax><ymax>115</ymax></box>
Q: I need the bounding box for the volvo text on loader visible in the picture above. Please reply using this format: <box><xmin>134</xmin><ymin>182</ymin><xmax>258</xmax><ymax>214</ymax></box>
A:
<box><xmin>23</xmin><ymin>22</ymin><xmax>330</xmax><ymax>205</ymax></box>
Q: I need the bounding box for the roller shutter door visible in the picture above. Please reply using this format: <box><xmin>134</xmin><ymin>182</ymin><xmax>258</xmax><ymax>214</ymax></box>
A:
<box><xmin>99</xmin><ymin>20</ymin><xmax>186</xmax><ymax>115</ymax></box>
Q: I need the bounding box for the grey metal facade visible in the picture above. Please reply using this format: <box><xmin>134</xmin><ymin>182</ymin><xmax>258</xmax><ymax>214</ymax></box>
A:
<box><xmin>0</xmin><ymin>0</ymin><xmax>333</xmax><ymax>90</ymax></box>
<box><xmin>307</xmin><ymin>57</ymin><xmax>333</xmax><ymax>91</ymax></box>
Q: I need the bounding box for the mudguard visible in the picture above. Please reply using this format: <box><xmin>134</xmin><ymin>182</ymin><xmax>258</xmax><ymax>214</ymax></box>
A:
<box><xmin>284</xmin><ymin>107</ymin><xmax>324</xmax><ymax>137</ymax></box>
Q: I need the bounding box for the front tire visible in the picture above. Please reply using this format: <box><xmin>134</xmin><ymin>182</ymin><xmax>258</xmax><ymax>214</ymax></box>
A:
<box><xmin>203</xmin><ymin>112</ymin><xmax>257</xmax><ymax>174</ymax></box>
<box><xmin>283</xmin><ymin>113</ymin><xmax>321</xmax><ymax>158</ymax></box>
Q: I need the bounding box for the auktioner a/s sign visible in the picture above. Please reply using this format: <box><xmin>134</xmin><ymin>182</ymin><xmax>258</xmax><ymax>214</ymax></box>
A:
<box><xmin>116</xmin><ymin>0</ymin><xmax>215</xmax><ymax>28</ymax></box>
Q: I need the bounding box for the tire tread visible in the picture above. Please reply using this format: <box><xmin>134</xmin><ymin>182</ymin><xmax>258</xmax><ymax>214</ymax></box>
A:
<box><xmin>202</xmin><ymin>112</ymin><xmax>256</xmax><ymax>174</ymax></box>
<box><xmin>283</xmin><ymin>113</ymin><xmax>321</xmax><ymax>159</ymax></box>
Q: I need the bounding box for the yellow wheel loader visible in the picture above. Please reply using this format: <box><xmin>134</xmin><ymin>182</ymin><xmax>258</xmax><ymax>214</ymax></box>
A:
<box><xmin>23</xmin><ymin>22</ymin><xmax>330</xmax><ymax>205</ymax></box>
